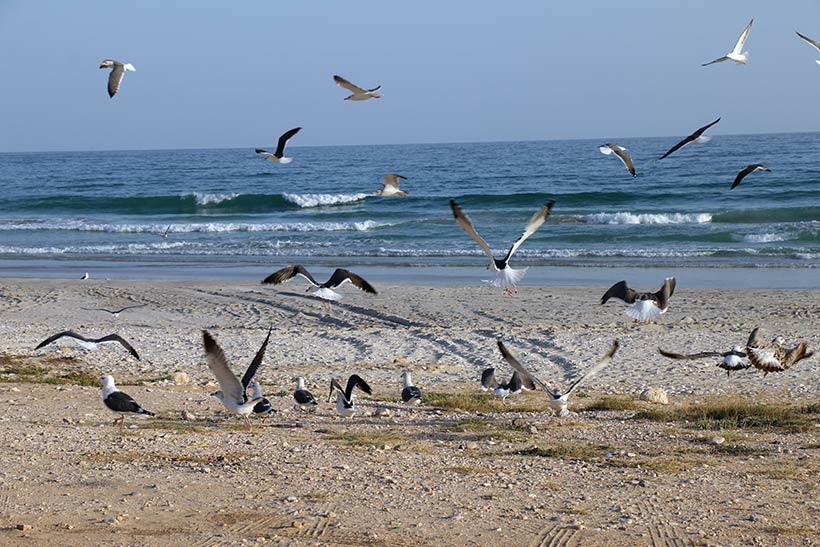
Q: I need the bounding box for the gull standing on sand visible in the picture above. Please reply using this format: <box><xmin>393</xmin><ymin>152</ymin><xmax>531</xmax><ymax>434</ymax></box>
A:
<box><xmin>598</xmin><ymin>144</ymin><xmax>636</xmax><ymax>177</ymax></box>
<box><xmin>600</xmin><ymin>277</ymin><xmax>676</xmax><ymax>322</ymax></box>
<box><xmin>730</xmin><ymin>164</ymin><xmax>770</xmax><ymax>190</ymax></box>
<box><xmin>497</xmin><ymin>340</ymin><xmax>619</xmax><ymax>415</ymax></box>
<box><xmin>81</xmin><ymin>272</ymin><xmax>89</xmax><ymax>280</ymax></box>
<box><xmin>659</xmin><ymin>118</ymin><xmax>720</xmax><ymax>160</ymax></box>
<box><xmin>796</xmin><ymin>31</ymin><xmax>820</xmax><ymax>65</ymax></box>
<box><xmin>262</xmin><ymin>265</ymin><xmax>377</xmax><ymax>302</ymax></box>
<box><xmin>400</xmin><ymin>370</ymin><xmax>422</xmax><ymax>404</ymax></box>
<box><xmin>658</xmin><ymin>346</ymin><xmax>751</xmax><ymax>377</ymax></box>
<box><xmin>328</xmin><ymin>375</ymin><xmax>372</xmax><ymax>417</ymax></box>
<box><xmin>255</xmin><ymin>127</ymin><xmax>302</xmax><ymax>164</ymax></box>
<box><xmin>702</xmin><ymin>19</ymin><xmax>753</xmax><ymax>66</ymax></box>
<box><xmin>99</xmin><ymin>59</ymin><xmax>136</xmax><ymax>98</ymax></box>
<box><xmin>293</xmin><ymin>377</ymin><xmax>318</xmax><ymax>410</ymax></box>
<box><xmin>35</xmin><ymin>331</ymin><xmax>140</xmax><ymax>360</ymax></box>
<box><xmin>450</xmin><ymin>199</ymin><xmax>555</xmax><ymax>295</ymax></box>
<box><xmin>375</xmin><ymin>174</ymin><xmax>409</xmax><ymax>197</ymax></box>
<box><xmin>480</xmin><ymin>368</ymin><xmax>532</xmax><ymax>401</ymax></box>
<box><xmin>99</xmin><ymin>374</ymin><xmax>154</xmax><ymax>429</ymax></box>
<box><xmin>745</xmin><ymin>328</ymin><xmax>813</xmax><ymax>376</ymax></box>
<box><xmin>333</xmin><ymin>75</ymin><xmax>382</xmax><ymax>101</ymax></box>
<box><xmin>80</xmin><ymin>304</ymin><xmax>146</xmax><ymax>318</ymax></box>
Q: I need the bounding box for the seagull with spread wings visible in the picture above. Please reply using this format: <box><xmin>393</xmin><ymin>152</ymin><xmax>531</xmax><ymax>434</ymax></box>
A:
<box><xmin>262</xmin><ymin>265</ymin><xmax>377</xmax><ymax>302</ymax></box>
<box><xmin>328</xmin><ymin>375</ymin><xmax>372</xmax><ymax>417</ymax></box>
<box><xmin>333</xmin><ymin>75</ymin><xmax>382</xmax><ymax>101</ymax></box>
<box><xmin>658</xmin><ymin>346</ymin><xmax>751</xmax><ymax>377</ymax></box>
<box><xmin>600</xmin><ymin>277</ymin><xmax>676</xmax><ymax>322</ymax></box>
<box><xmin>255</xmin><ymin>127</ymin><xmax>302</xmax><ymax>164</ymax></box>
<box><xmin>35</xmin><ymin>331</ymin><xmax>140</xmax><ymax>360</ymax></box>
<box><xmin>480</xmin><ymin>368</ymin><xmax>532</xmax><ymax>401</ymax></box>
<box><xmin>659</xmin><ymin>118</ymin><xmax>721</xmax><ymax>160</ymax></box>
<box><xmin>375</xmin><ymin>174</ymin><xmax>409</xmax><ymax>197</ymax></box>
<box><xmin>730</xmin><ymin>164</ymin><xmax>770</xmax><ymax>190</ymax></box>
<box><xmin>796</xmin><ymin>31</ymin><xmax>820</xmax><ymax>65</ymax></box>
<box><xmin>80</xmin><ymin>304</ymin><xmax>146</xmax><ymax>318</ymax></box>
<box><xmin>99</xmin><ymin>59</ymin><xmax>135</xmax><ymax>98</ymax></box>
<box><xmin>745</xmin><ymin>328</ymin><xmax>813</xmax><ymax>376</ymax></box>
<box><xmin>702</xmin><ymin>19</ymin><xmax>753</xmax><ymax>66</ymax></box>
<box><xmin>599</xmin><ymin>143</ymin><xmax>636</xmax><ymax>177</ymax></box>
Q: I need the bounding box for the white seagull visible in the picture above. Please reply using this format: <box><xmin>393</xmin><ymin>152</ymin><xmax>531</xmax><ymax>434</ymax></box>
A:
<box><xmin>328</xmin><ymin>375</ymin><xmax>372</xmax><ymax>417</ymax></box>
<box><xmin>450</xmin><ymin>199</ymin><xmax>555</xmax><ymax>295</ymax></box>
<box><xmin>599</xmin><ymin>143</ymin><xmax>636</xmax><ymax>177</ymax></box>
<box><xmin>262</xmin><ymin>265</ymin><xmax>377</xmax><ymax>302</ymax></box>
<box><xmin>796</xmin><ymin>31</ymin><xmax>820</xmax><ymax>65</ymax></box>
<box><xmin>255</xmin><ymin>127</ymin><xmax>302</xmax><ymax>164</ymax></box>
<box><xmin>702</xmin><ymin>19</ymin><xmax>753</xmax><ymax>66</ymax></box>
<box><xmin>333</xmin><ymin>75</ymin><xmax>382</xmax><ymax>101</ymax></box>
<box><xmin>35</xmin><ymin>331</ymin><xmax>140</xmax><ymax>360</ymax></box>
<box><xmin>99</xmin><ymin>374</ymin><xmax>154</xmax><ymax>429</ymax></box>
<box><xmin>293</xmin><ymin>376</ymin><xmax>318</xmax><ymax>410</ymax></box>
<box><xmin>600</xmin><ymin>277</ymin><xmax>676</xmax><ymax>322</ymax></box>
<box><xmin>99</xmin><ymin>59</ymin><xmax>136</xmax><ymax>98</ymax></box>
<box><xmin>658</xmin><ymin>346</ymin><xmax>751</xmax><ymax>377</ymax></box>
<box><xmin>400</xmin><ymin>370</ymin><xmax>422</xmax><ymax>405</ymax></box>
<box><xmin>375</xmin><ymin>174</ymin><xmax>408</xmax><ymax>197</ymax></box>
<box><xmin>497</xmin><ymin>339</ymin><xmax>620</xmax><ymax>415</ymax></box>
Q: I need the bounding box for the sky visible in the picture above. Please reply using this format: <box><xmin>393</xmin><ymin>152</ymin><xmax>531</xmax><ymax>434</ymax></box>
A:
<box><xmin>2</xmin><ymin>0</ymin><xmax>820</xmax><ymax>152</ymax></box>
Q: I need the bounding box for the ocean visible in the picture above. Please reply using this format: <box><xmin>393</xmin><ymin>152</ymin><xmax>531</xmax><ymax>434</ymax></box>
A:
<box><xmin>1</xmin><ymin>133</ymin><xmax>819</xmax><ymax>287</ymax></box>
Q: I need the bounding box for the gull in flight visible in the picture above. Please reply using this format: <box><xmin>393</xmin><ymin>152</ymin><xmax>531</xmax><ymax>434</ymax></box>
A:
<box><xmin>158</xmin><ymin>225</ymin><xmax>171</xmax><ymax>239</ymax></box>
<box><xmin>99</xmin><ymin>59</ymin><xmax>136</xmax><ymax>98</ymax></box>
<box><xmin>480</xmin><ymin>367</ymin><xmax>532</xmax><ymax>401</ymax></box>
<box><xmin>262</xmin><ymin>265</ymin><xmax>377</xmax><ymax>302</ymax></box>
<box><xmin>497</xmin><ymin>339</ymin><xmax>620</xmax><ymax>415</ymax></box>
<box><xmin>600</xmin><ymin>277</ymin><xmax>676</xmax><ymax>322</ymax></box>
<box><xmin>659</xmin><ymin>118</ymin><xmax>720</xmax><ymax>160</ymax></box>
<box><xmin>99</xmin><ymin>374</ymin><xmax>154</xmax><ymax>429</ymax></box>
<box><xmin>255</xmin><ymin>127</ymin><xmax>302</xmax><ymax>164</ymax></box>
<box><xmin>333</xmin><ymin>75</ymin><xmax>382</xmax><ymax>101</ymax></box>
<box><xmin>80</xmin><ymin>304</ymin><xmax>146</xmax><ymax>318</ymax></box>
<box><xmin>658</xmin><ymin>346</ymin><xmax>750</xmax><ymax>377</ymax></box>
<box><xmin>35</xmin><ymin>331</ymin><xmax>140</xmax><ymax>360</ymax></box>
<box><xmin>702</xmin><ymin>19</ymin><xmax>753</xmax><ymax>66</ymax></box>
<box><xmin>375</xmin><ymin>174</ymin><xmax>408</xmax><ymax>197</ymax></box>
<box><xmin>730</xmin><ymin>164</ymin><xmax>770</xmax><ymax>190</ymax></box>
<box><xmin>400</xmin><ymin>370</ymin><xmax>423</xmax><ymax>405</ymax></box>
<box><xmin>328</xmin><ymin>375</ymin><xmax>372</xmax><ymax>417</ymax></box>
<box><xmin>598</xmin><ymin>143</ymin><xmax>636</xmax><ymax>177</ymax></box>
<box><xmin>450</xmin><ymin>199</ymin><xmax>555</xmax><ymax>295</ymax></box>
<box><xmin>745</xmin><ymin>327</ymin><xmax>813</xmax><ymax>376</ymax></box>
<box><xmin>796</xmin><ymin>31</ymin><xmax>820</xmax><ymax>65</ymax></box>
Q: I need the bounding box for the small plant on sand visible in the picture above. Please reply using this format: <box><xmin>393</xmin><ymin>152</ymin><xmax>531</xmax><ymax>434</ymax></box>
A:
<box><xmin>517</xmin><ymin>442</ymin><xmax>604</xmax><ymax>460</ymax></box>
<box><xmin>426</xmin><ymin>391</ymin><xmax>544</xmax><ymax>413</ymax></box>
<box><xmin>583</xmin><ymin>395</ymin><xmax>638</xmax><ymax>412</ymax></box>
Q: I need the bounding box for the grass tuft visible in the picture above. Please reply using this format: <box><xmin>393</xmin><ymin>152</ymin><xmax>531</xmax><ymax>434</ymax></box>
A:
<box><xmin>583</xmin><ymin>395</ymin><xmax>638</xmax><ymax>412</ymax></box>
<box><xmin>425</xmin><ymin>391</ymin><xmax>544</xmax><ymax>413</ymax></box>
<box><xmin>517</xmin><ymin>442</ymin><xmax>604</xmax><ymax>460</ymax></box>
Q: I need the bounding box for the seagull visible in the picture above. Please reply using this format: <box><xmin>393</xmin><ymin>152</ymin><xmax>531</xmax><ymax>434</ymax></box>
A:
<box><xmin>35</xmin><ymin>331</ymin><xmax>140</xmax><ymax>360</ymax></box>
<box><xmin>598</xmin><ymin>143</ymin><xmax>636</xmax><ymax>177</ymax></box>
<box><xmin>480</xmin><ymin>368</ymin><xmax>532</xmax><ymax>400</ymax></box>
<box><xmin>262</xmin><ymin>265</ymin><xmax>377</xmax><ymax>302</ymax></box>
<box><xmin>202</xmin><ymin>330</ymin><xmax>268</xmax><ymax>424</ymax></box>
<box><xmin>450</xmin><ymin>199</ymin><xmax>555</xmax><ymax>295</ymax></box>
<box><xmin>659</xmin><ymin>118</ymin><xmax>721</xmax><ymax>160</ymax></box>
<box><xmin>745</xmin><ymin>327</ymin><xmax>813</xmax><ymax>376</ymax></box>
<box><xmin>601</xmin><ymin>277</ymin><xmax>676</xmax><ymax>322</ymax></box>
<box><xmin>796</xmin><ymin>31</ymin><xmax>820</xmax><ymax>65</ymax></box>
<box><xmin>328</xmin><ymin>375</ymin><xmax>372</xmax><ymax>417</ymax></box>
<box><xmin>158</xmin><ymin>225</ymin><xmax>171</xmax><ymax>238</ymax></box>
<box><xmin>730</xmin><ymin>164</ymin><xmax>770</xmax><ymax>190</ymax></box>
<box><xmin>333</xmin><ymin>75</ymin><xmax>382</xmax><ymax>101</ymax></box>
<box><xmin>255</xmin><ymin>127</ymin><xmax>302</xmax><ymax>164</ymax></box>
<box><xmin>99</xmin><ymin>59</ymin><xmax>136</xmax><ymax>98</ymax></box>
<box><xmin>702</xmin><ymin>19</ymin><xmax>753</xmax><ymax>66</ymax></box>
<box><xmin>375</xmin><ymin>174</ymin><xmax>408</xmax><ymax>197</ymax></box>
<box><xmin>249</xmin><ymin>381</ymin><xmax>274</xmax><ymax>415</ymax></box>
<box><xmin>293</xmin><ymin>376</ymin><xmax>318</xmax><ymax>410</ymax></box>
<box><xmin>658</xmin><ymin>346</ymin><xmax>751</xmax><ymax>377</ymax></box>
<box><xmin>99</xmin><ymin>374</ymin><xmax>154</xmax><ymax>429</ymax></box>
<box><xmin>81</xmin><ymin>272</ymin><xmax>89</xmax><ymax>280</ymax></box>
<box><xmin>80</xmin><ymin>304</ymin><xmax>146</xmax><ymax>318</ymax></box>
<box><xmin>497</xmin><ymin>339</ymin><xmax>619</xmax><ymax>415</ymax></box>
<box><xmin>401</xmin><ymin>370</ymin><xmax>422</xmax><ymax>405</ymax></box>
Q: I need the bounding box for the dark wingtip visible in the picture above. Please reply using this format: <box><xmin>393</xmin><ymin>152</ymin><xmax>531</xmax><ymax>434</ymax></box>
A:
<box><xmin>202</xmin><ymin>330</ymin><xmax>216</xmax><ymax>351</ymax></box>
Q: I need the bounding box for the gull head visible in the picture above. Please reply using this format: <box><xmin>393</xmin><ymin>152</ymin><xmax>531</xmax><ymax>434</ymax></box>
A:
<box><xmin>98</xmin><ymin>374</ymin><xmax>116</xmax><ymax>389</ymax></box>
<box><xmin>773</xmin><ymin>336</ymin><xmax>786</xmax><ymax>346</ymax></box>
<box><xmin>210</xmin><ymin>390</ymin><xmax>225</xmax><ymax>402</ymax></box>
<box><xmin>731</xmin><ymin>345</ymin><xmax>743</xmax><ymax>353</ymax></box>
<box><xmin>99</xmin><ymin>59</ymin><xmax>115</xmax><ymax>69</ymax></box>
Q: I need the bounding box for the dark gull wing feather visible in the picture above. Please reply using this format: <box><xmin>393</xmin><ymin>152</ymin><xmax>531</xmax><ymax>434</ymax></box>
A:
<box><xmin>107</xmin><ymin>64</ymin><xmax>125</xmax><ymax>97</ymax></box>
<box><xmin>325</xmin><ymin>269</ymin><xmax>377</xmax><ymax>294</ymax></box>
<box><xmin>565</xmin><ymin>340</ymin><xmax>619</xmax><ymax>397</ymax></box>
<box><xmin>202</xmin><ymin>331</ymin><xmax>245</xmax><ymax>404</ymax></box>
<box><xmin>94</xmin><ymin>334</ymin><xmax>141</xmax><ymax>360</ymax></box>
<box><xmin>496</xmin><ymin>340</ymin><xmax>550</xmax><ymax>394</ymax></box>
<box><xmin>658</xmin><ymin>348</ymin><xmax>723</xmax><ymax>360</ymax></box>
<box><xmin>333</xmin><ymin>75</ymin><xmax>367</xmax><ymax>94</ymax></box>
<box><xmin>35</xmin><ymin>331</ymin><xmax>90</xmax><ymax>350</ymax></box>
<box><xmin>345</xmin><ymin>374</ymin><xmax>372</xmax><ymax>399</ymax></box>
<box><xmin>659</xmin><ymin>118</ymin><xmax>720</xmax><ymax>159</ymax></box>
<box><xmin>481</xmin><ymin>368</ymin><xmax>499</xmax><ymax>390</ymax></box>
<box><xmin>274</xmin><ymin>127</ymin><xmax>301</xmax><ymax>158</ymax></box>
<box><xmin>450</xmin><ymin>199</ymin><xmax>496</xmax><ymax>262</ymax></box>
<box><xmin>105</xmin><ymin>391</ymin><xmax>152</xmax><ymax>415</ymax></box>
<box><xmin>262</xmin><ymin>264</ymin><xmax>320</xmax><ymax>286</ymax></box>
<box><xmin>241</xmin><ymin>326</ymin><xmax>272</xmax><ymax>391</ymax></box>
<box><xmin>600</xmin><ymin>281</ymin><xmax>639</xmax><ymax>305</ymax></box>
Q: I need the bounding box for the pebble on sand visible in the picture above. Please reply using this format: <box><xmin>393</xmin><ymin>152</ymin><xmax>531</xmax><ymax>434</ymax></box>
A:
<box><xmin>639</xmin><ymin>387</ymin><xmax>669</xmax><ymax>405</ymax></box>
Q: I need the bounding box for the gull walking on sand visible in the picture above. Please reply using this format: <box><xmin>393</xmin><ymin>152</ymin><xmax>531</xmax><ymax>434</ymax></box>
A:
<box><xmin>35</xmin><ymin>331</ymin><xmax>140</xmax><ymax>360</ymax></box>
<box><xmin>702</xmin><ymin>19</ymin><xmax>753</xmax><ymax>66</ymax></box>
<box><xmin>293</xmin><ymin>377</ymin><xmax>318</xmax><ymax>410</ymax></box>
<box><xmin>333</xmin><ymin>75</ymin><xmax>381</xmax><ymax>101</ymax></box>
<box><xmin>658</xmin><ymin>346</ymin><xmax>751</xmax><ymax>377</ymax></box>
<box><xmin>401</xmin><ymin>370</ymin><xmax>422</xmax><ymax>405</ymax></box>
<box><xmin>328</xmin><ymin>375</ymin><xmax>372</xmax><ymax>417</ymax></box>
<box><xmin>375</xmin><ymin>174</ymin><xmax>408</xmax><ymax>197</ymax></box>
<box><xmin>255</xmin><ymin>127</ymin><xmax>302</xmax><ymax>164</ymax></box>
<box><xmin>99</xmin><ymin>59</ymin><xmax>135</xmax><ymax>98</ymax></box>
<box><xmin>600</xmin><ymin>277</ymin><xmax>676</xmax><ymax>322</ymax></box>
<box><xmin>99</xmin><ymin>374</ymin><xmax>154</xmax><ymax>429</ymax></box>
<box><xmin>599</xmin><ymin>143</ymin><xmax>636</xmax><ymax>177</ymax></box>
<box><xmin>659</xmin><ymin>118</ymin><xmax>720</xmax><ymax>160</ymax></box>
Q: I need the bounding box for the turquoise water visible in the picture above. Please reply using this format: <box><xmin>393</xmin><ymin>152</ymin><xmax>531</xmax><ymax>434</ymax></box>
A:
<box><xmin>1</xmin><ymin>133</ymin><xmax>819</xmax><ymax>283</ymax></box>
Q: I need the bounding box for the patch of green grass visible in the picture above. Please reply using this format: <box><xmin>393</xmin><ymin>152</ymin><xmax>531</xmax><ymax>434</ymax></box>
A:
<box><xmin>709</xmin><ymin>444</ymin><xmax>766</xmax><ymax>455</ymax></box>
<box><xmin>516</xmin><ymin>442</ymin><xmax>604</xmax><ymax>460</ymax></box>
<box><xmin>426</xmin><ymin>391</ymin><xmax>544</xmax><ymax>413</ymax></box>
<box><xmin>447</xmin><ymin>465</ymin><xmax>487</xmax><ymax>475</ymax></box>
<box><xmin>583</xmin><ymin>395</ymin><xmax>638</xmax><ymax>412</ymax></box>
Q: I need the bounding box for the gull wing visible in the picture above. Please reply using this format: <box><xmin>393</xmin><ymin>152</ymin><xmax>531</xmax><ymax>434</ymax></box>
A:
<box><xmin>565</xmin><ymin>340</ymin><xmax>620</xmax><ymax>396</ymax></box>
<box><xmin>450</xmin><ymin>199</ymin><xmax>496</xmax><ymax>261</ymax></box>
<box><xmin>496</xmin><ymin>340</ymin><xmax>551</xmax><ymax>394</ymax></box>
<box><xmin>610</xmin><ymin>144</ymin><xmax>636</xmax><ymax>177</ymax></box>
<box><xmin>112</xmin><ymin>304</ymin><xmax>146</xmax><ymax>314</ymax></box>
<box><xmin>262</xmin><ymin>264</ymin><xmax>320</xmax><ymax>286</ymax></box>
<box><xmin>240</xmin><ymin>326</ymin><xmax>273</xmax><ymax>391</ymax></box>
<box><xmin>480</xmin><ymin>368</ymin><xmax>499</xmax><ymax>390</ymax></box>
<box><xmin>658</xmin><ymin>348</ymin><xmax>723</xmax><ymax>360</ymax></box>
<box><xmin>502</xmin><ymin>200</ymin><xmax>556</xmax><ymax>263</ymax></box>
<box><xmin>333</xmin><ymin>75</ymin><xmax>367</xmax><ymax>94</ymax></box>
<box><xmin>35</xmin><ymin>330</ymin><xmax>89</xmax><ymax>350</ymax></box>
<box><xmin>781</xmin><ymin>343</ymin><xmax>813</xmax><ymax>369</ymax></box>
<box><xmin>107</xmin><ymin>63</ymin><xmax>125</xmax><ymax>97</ymax></box>
<box><xmin>202</xmin><ymin>331</ymin><xmax>245</xmax><ymax>404</ymax></box>
<box><xmin>345</xmin><ymin>374</ymin><xmax>372</xmax><ymax>399</ymax></box>
<box><xmin>732</xmin><ymin>19</ymin><xmax>754</xmax><ymax>55</ymax></box>
<box><xmin>746</xmin><ymin>327</ymin><xmax>765</xmax><ymax>349</ymax></box>
<box><xmin>653</xmin><ymin>277</ymin><xmax>676</xmax><ymax>310</ymax></box>
<box><xmin>274</xmin><ymin>127</ymin><xmax>301</xmax><ymax>158</ymax></box>
<box><xmin>730</xmin><ymin>164</ymin><xmax>768</xmax><ymax>190</ymax></box>
<box><xmin>600</xmin><ymin>280</ymin><xmax>639</xmax><ymax>305</ymax></box>
<box><xmin>796</xmin><ymin>31</ymin><xmax>820</xmax><ymax>53</ymax></box>
<box><xmin>702</xmin><ymin>56</ymin><xmax>730</xmax><ymax>67</ymax></box>
<box><xmin>105</xmin><ymin>391</ymin><xmax>145</xmax><ymax>413</ymax></box>
<box><xmin>382</xmin><ymin>174</ymin><xmax>406</xmax><ymax>189</ymax></box>
<box><xmin>659</xmin><ymin>118</ymin><xmax>720</xmax><ymax>159</ymax></box>
<box><xmin>329</xmin><ymin>378</ymin><xmax>345</xmax><ymax>402</ymax></box>
<box><xmin>325</xmin><ymin>269</ymin><xmax>378</xmax><ymax>294</ymax></box>
<box><xmin>95</xmin><ymin>334</ymin><xmax>141</xmax><ymax>360</ymax></box>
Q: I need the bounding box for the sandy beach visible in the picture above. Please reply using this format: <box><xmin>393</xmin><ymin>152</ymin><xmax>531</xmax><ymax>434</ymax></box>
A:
<box><xmin>1</xmin><ymin>278</ymin><xmax>819</xmax><ymax>546</ymax></box>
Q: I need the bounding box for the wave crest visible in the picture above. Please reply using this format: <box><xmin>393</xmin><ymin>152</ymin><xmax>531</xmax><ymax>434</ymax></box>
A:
<box><xmin>283</xmin><ymin>192</ymin><xmax>370</xmax><ymax>208</ymax></box>
<box><xmin>583</xmin><ymin>212</ymin><xmax>713</xmax><ymax>225</ymax></box>
<box><xmin>190</xmin><ymin>192</ymin><xmax>240</xmax><ymax>206</ymax></box>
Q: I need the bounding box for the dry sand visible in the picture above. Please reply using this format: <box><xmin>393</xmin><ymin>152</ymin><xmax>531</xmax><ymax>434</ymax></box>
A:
<box><xmin>0</xmin><ymin>278</ymin><xmax>818</xmax><ymax>546</ymax></box>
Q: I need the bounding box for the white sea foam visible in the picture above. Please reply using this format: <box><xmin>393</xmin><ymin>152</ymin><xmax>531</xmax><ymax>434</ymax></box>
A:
<box><xmin>190</xmin><ymin>192</ymin><xmax>240</xmax><ymax>206</ymax></box>
<box><xmin>0</xmin><ymin>219</ymin><xmax>390</xmax><ymax>233</ymax></box>
<box><xmin>583</xmin><ymin>212</ymin><xmax>713</xmax><ymax>225</ymax></box>
<box><xmin>742</xmin><ymin>233</ymin><xmax>787</xmax><ymax>243</ymax></box>
<box><xmin>283</xmin><ymin>192</ymin><xmax>370</xmax><ymax>208</ymax></box>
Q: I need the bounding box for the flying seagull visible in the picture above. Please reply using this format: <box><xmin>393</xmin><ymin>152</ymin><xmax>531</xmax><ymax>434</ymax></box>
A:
<box><xmin>600</xmin><ymin>278</ymin><xmax>676</xmax><ymax>322</ymax></box>
<box><xmin>99</xmin><ymin>374</ymin><xmax>154</xmax><ymax>429</ymax></box>
<box><xmin>158</xmin><ymin>225</ymin><xmax>171</xmax><ymax>239</ymax></box>
<box><xmin>450</xmin><ymin>199</ymin><xmax>555</xmax><ymax>295</ymax></box>
<box><xmin>497</xmin><ymin>339</ymin><xmax>619</xmax><ymax>415</ymax></box>
<box><xmin>202</xmin><ymin>330</ymin><xmax>268</xmax><ymax>425</ymax></box>
<box><xmin>255</xmin><ymin>127</ymin><xmax>302</xmax><ymax>164</ymax></box>
<box><xmin>658</xmin><ymin>346</ymin><xmax>750</xmax><ymax>377</ymax></box>
<box><xmin>730</xmin><ymin>164</ymin><xmax>770</xmax><ymax>190</ymax></box>
<box><xmin>293</xmin><ymin>376</ymin><xmax>318</xmax><ymax>410</ymax></box>
<box><xmin>80</xmin><ymin>304</ymin><xmax>146</xmax><ymax>318</ymax></box>
<box><xmin>262</xmin><ymin>265</ymin><xmax>377</xmax><ymax>302</ymax></box>
<box><xmin>35</xmin><ymin>331</ymin><xmax>140</xmax><ymax>360</ymax></box>
<box><xmin>598</xmin><ymin>143</ymin><xmax>636</xmax><ymax>177</ymax></box>
<box><xmin>99</xmin><ymin>59</ymin><xmax>136</xmax><ymax>98</ymax></box>
<box><xmin>375</xmin><ymin>174</ymin><xmax>408</xmax><ymax>197</ymax></box>
<box><xmin>745</xmin><ymin>327</ymin><xmax>813</xmax><ymax>376</ymax></box>
<box><xmin>333</xmin><ymin>75</ymin><xmax>382</xmax><ymax>101</ymax></box>
<box><xmin>401</xmin><ymin>370</ymin><xmax>422</xmax><ymax>405</ymax></box>
<box><xmin>702</xmin><ymin>19</ymin><xmax>753</xmax><ymax>66</ymax></box>
<box><xmin>796</xmin><ymin>31</ymin><xmax>820</xmax><ymax>65</ymax></box>
<box><xmin>480</xmin><ymin>368</ymin><xmax>532</xmax><ymax>400</ymax></box>
<box><xmin>659</xmin><ymin>118</ymin><xmax>720</xmax><ymax>160</ymax></box>
<box><xmin>328</xmin><ymin>375</ymin><xmax>372</xmax><ymax>417</ymax></box>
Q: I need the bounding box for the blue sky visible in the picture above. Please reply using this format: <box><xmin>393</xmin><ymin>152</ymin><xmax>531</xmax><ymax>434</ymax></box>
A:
<box><xmin>2</xmin><ymin>0</ymin><xmax>820</xmax><ymax>152</ymax></box>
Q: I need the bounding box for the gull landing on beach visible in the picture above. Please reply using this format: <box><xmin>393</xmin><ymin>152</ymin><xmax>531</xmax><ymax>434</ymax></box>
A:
<box><xmin>375</xmin><ymin>174</ymin><xmax>408</xmax><ymax>197</ymax></box>
<box><xmin>731</xmin><ymin>164</ymin><xmax>770</xmax><ymax>190</ymax></box>
<box><xmin>480</xmin><ymin>368</ymin><xmax>532</xmax><ymax>401</ymax></box>
<box><xmin>497</xmin><ymin>339</ymin><xmax>619</xmax><ymax>415</ymax></box>
<box><xmin>293</xmin><ymin>377</ymin><xmax>318</xmax><ymax>410</ymax></box>
<box><xmin>328</xmin><ymin>375</ymin><xmax>372</xmax><ymax>417</ymax></box>
<box><xmin>99</xmin><ymin>59</ymin><xmax>135</xmax><ymax>98</ymax></box>
<box><xmin>702</xmin><ymin>19</ymin><xmax>753</xmax><ymax>66</ymax></box>
<box><xmin>601</xmin><ymin>277</ymin><xmax>676</xmax><ymax>322</ymax></box>
<box><xmin>255</xmin><ymin>127</ymin><xmax>302</xmax><ymax>164</ymax></box>
<box><xmin>658</xmin><ymin>346</ymin><xmax>751</xmax><ymax>377</ymax></box>
<box><xmin>659</xmin><ymin>118</ymin><xmax>720</xmax><ymax>160</ymax></box>
<box><xmin>99</xmin><ymin>374</ymin><xmax>154</xmax><ymax>429</ymax></box>
<box><xmin>450</xmin><ymin>199</ymin><xmax>555</xmax><ymax>295</ymax></box>
<box><xmin>35</xmin><ymin>331</ymin><xmax>140</xmax><ymax>360</ymax></box>
<box><xmin>401</xmin><ymin>370</ymin><xmax>422</xmax><ymax>405</ymax></box>
<box><xmin>333</xmin><ymin>75</ymin><xmax>381</xmax><ymax>101</ymax></box>
<box><xmin>599</xmin><ymin>144</ymin><xmax>636</xmax><ymax>177</ymax></box>
<box><xmin>796</xmin><ymin>31</ymin><xmax>820</xmax><ymax>65</ymax></box>
<box><xmin>262</xmin><ymin>265</ymin><xmax>377</xmax><ymax>302</ymax></box>
<box><xmin>745</xmin><ymin>328</ymin><xmax>814</xmax><ymax>377</ymax></box>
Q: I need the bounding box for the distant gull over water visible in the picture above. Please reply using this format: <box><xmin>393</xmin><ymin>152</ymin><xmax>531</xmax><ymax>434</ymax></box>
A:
<box><xmin>450</xmin><ymin>199</ymin><xmax>555</xmax><ymax>295</ymax></box>
<box><xmin>99</xmin><ymin>374</ymin><xmax>154</xmax><ymax>429</ymax></box>
<box><xmin>702</xmin><ymin>19</ymin><xmax>753</xmax><ymax>66</ymax></box>
<box><xmin>658</xmin><ymin>345</ymin><xmax>751</xmax><ymax>377</ymax></box>
<box><xmin>328</xmin><ymin>375</ymin><xmax>372</xmax><ymax>417</ymax></box>
<box><xmin>293</xmin><ymin>376</ymin><xmax>318</xmax><ymax>409</ymax></box>
<box><xmin>375</xmin><ymin>174</ymin><xmax>408</xmax><ymax>197</ymax></box>
<box><xmin>158</xmin><ymin>225</ymin><xmax>171</xmax><ymax>238</ymax></box>
<box><xmin>659</xmin><ymin>118</ymin><xmax>720</xmax><ymax>160</ymax></box>
<box><xmin>401</xmin><ymin>370</ymin><xmax>422</xmax><ymax>404</ymax></box>
<box><xmin>262</xmin><ymin>265</ymin><xmax>377</xmax><ymax>302</ymax></box>
<box><xmin>35</xmin><ymin>331</ymin><xmax>140</xmax><ymax>360</ymax></box>
<box><xmin>333</xmin><ymin>75</ymin><xmax>382</xmax><ymax>101</ymax></box>
<box><xmin>598</xmin><ymin>143</ymin><xmax>636</xmax><ymax>177</ymax></box>
<box><xmin>81</xmin><ymin>304</ymin><xmax>146</xmax><ymax>318</ymax></box>
<box><xmin>202</xmin><ymin>330</ymin><xmax>266</xmax><ymax>425</ymax></box>
<box><xmin>99</xmin><ymin>59</ymin><xmax>135</xmax><ymax>98</ymax></box>
<box><xmin>601</xmin><ymin>277</ymin><xmax>676</xmax><ymax>322</ymax></box>
<box><xmin>255</xmin><ymin>127</ymin><xmax>302</xmax><ymax>164</ymax></box>
<box><xmin>745</xmin><ymin>327</ymin><xmax>813</xmax><ymax>376</ymax></box>
<box><xmin>796</xmin><ymin>31</ymin><xmax>820</xmax><ymax>65</ymax></box>
<box><xmin>730</xmin><ymin>164</ymin><xmax>770</xmax><ymax>190</ymax></box>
